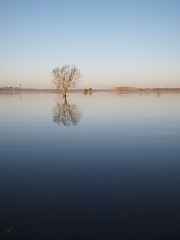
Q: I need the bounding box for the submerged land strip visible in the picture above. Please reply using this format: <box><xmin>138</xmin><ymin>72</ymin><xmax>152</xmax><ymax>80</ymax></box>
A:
<box><xmin>0</xmin><ymin>87</ymin><xmax>180</xmax><ymax>93</ymax></box>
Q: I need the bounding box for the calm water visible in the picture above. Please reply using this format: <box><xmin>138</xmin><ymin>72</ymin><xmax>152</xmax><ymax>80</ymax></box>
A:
<box><xmin>0</xmin><ymin>92</ymin><xmax>180</xmax><ymax>240</ymax></box>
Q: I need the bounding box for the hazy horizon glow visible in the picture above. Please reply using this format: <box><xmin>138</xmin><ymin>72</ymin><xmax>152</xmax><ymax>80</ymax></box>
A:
<box><xmin>0</xmin><ymin>0</ymin><xmax>180</xmax><ymax>89</ymax></box>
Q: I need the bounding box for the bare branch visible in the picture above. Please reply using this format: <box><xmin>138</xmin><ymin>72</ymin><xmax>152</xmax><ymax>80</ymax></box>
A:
<box><xmin>52</xmin><ymin>65</ymin><xmax>80</xmax><ymax>94</ymax></box>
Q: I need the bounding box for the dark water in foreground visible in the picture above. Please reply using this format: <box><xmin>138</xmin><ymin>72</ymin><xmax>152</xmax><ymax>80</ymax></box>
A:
<box><xmin>0</xmin><ymin>92</ymin><xmax>180</xmax><ymax>240</ymax></box>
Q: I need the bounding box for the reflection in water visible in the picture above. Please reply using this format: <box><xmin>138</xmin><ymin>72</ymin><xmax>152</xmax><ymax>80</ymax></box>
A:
<box><xmin>53</xmin><ymin>97</ymin><xmax>81</xmax><ymax>126</ymax></box>
<box><xmin>157</xmin><ymin>91</ymin><xmax>161</xmax><ymax>98</ymax></box>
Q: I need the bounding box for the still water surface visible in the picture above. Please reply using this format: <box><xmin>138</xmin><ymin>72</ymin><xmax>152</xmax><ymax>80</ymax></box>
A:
<box><xmin>0</xmin><ymin>93</ymin><xmax>180</xmax><ymax>239</ymax></box>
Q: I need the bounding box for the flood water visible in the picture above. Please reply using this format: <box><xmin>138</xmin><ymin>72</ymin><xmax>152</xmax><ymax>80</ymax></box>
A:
<box><xmin>0</xmin><ymin>92</ymin><xmax>180</xmax><ymax>240</ymax></box>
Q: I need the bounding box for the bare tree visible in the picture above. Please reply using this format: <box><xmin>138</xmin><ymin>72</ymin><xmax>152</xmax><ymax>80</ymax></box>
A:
<box><xmin>52</xmin><ymin>65</ymin><xmax>80</xmax><ymax>100</ymax></box>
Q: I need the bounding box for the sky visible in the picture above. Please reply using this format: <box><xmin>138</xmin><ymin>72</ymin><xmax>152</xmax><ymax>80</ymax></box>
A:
<box><xmin>0</xmin><ymin>0</ymin><xmax>180</xmax><ymax>89</ymax></box>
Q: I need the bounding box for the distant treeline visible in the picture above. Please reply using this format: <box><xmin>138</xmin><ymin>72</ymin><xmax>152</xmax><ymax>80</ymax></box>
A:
<box><xmin>114</xmin><ymin>87</ymin><xmax>180</xmax><ymax>92</ymax></box>
<box><xmin>0</xmin><ymin>87</ymin><xmax>180</xmax><ymax>93</ymax></box>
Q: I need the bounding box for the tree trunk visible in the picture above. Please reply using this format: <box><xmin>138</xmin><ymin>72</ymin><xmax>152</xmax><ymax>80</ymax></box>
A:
<box><xmin>64</xmin><ymin>89</ymin><xmax>67</xmax><ymax>103</ymax></box>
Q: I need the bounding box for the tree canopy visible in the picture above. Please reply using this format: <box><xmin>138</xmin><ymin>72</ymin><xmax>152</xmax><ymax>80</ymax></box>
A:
<box><xmin>52</xmin><ymin>65</ymin><xmax>80</xmax><ymax>96</ymax></box>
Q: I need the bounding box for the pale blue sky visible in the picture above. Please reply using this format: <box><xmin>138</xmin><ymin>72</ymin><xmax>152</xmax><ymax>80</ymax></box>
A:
<box><xmin>0</xmin><ymin>0</ymin><xmax>180</xmax><ymax>89</ymax></box>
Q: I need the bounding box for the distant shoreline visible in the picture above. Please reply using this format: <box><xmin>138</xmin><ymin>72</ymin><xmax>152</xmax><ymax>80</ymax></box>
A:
<box><xmin>0</xmin><ymin>88</ymin><xmax>180</xmax><ymax>93</ymax></box>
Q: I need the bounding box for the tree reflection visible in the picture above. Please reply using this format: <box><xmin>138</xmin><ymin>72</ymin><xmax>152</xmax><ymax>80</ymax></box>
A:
<box><xmin>53</xmin><ymin>97</ymin><xmax>81</xmax><ymax>126</ymax></box>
